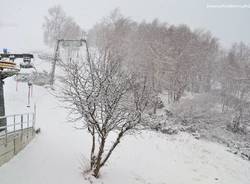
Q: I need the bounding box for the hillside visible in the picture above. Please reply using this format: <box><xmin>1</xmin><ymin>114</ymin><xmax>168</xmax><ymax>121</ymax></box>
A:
<box><xmin>0</xmin><ymin>58</ymin><xmax>249</xmax><ymax>184</ymax></box>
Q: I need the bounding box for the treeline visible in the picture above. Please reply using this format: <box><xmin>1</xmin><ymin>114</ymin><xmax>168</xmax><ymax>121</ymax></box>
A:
<box><xmin>87</xmin><ymin>11</ymin><xmax>250</xmax><ymax>131</ymax></box>
<box><xmin>88</xmin><ymin>11</ymin><xmax>219</xmax><ymax>102</ymax></box>
<box><xmin>43</xmin><ymin>8</ymin><xmax>250</xmax><ymax>132</ymax></box>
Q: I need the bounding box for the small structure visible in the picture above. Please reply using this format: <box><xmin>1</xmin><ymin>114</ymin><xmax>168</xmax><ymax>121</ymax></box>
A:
<box><xmin>0</xmin><ymin>51</ymin><xmax>34</xmax><ymax>131</ymax></box>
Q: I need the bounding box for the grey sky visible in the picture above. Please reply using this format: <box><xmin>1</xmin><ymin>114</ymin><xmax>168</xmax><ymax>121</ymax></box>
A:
<box><xmin>0</xmin><ymin>0</ymin><xmax>249</xmax><ymax>52</ymax></box>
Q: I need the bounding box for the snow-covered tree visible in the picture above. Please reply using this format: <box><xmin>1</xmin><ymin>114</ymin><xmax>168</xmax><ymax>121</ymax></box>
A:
<box><xmin>125</xmin><ymin>21</ymin><xmax>218</xmax><ymax>103</ymax></box>
<box><xmin>60</xmin><ymin>30</ymin><xmax>150</xmax><ymax>178</ymax></box>
<box><xmin>219</xmin><ymin>43</ymin><xmax>250</xmax><ymax>132</ymax></box>
<box><xmin>43</xmin><ymin>5</ymin><xmax>83</xmax><ymax>48</ymax></box>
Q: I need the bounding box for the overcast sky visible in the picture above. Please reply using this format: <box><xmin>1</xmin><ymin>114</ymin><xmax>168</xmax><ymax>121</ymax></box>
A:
<box><xmin>0</xmin><ymin>0</ymin><xmax>249</xmax><ymax>52</ymax></box>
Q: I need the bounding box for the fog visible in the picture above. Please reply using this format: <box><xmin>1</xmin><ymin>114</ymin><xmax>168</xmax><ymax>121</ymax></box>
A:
<box><xmin>0</xmin><ymin>0</ymin><xmax>249</xmax><ymax>52</ymax></box>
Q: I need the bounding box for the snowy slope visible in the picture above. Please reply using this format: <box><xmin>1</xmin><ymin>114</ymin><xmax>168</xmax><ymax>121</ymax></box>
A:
<box><xmin>0</xmin><ymin>59</ymin><xmax>249</xmax><ymax>184</ymax></box>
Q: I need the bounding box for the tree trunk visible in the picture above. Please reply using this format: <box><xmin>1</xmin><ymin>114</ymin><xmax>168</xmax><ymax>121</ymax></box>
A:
<box><xmin>90</xmin><ymin>126</ymin><xmax>96</xmax><ymax>170</ymax></box>
<box><xmin>100</xmin><ymin>130</ymin><xmax>124</xmax><ymax>168</ymax></box>
<box><xmin>93</xmin><ymin>137</ymin><xmax>106</xmax><ymax>178</ymax></box>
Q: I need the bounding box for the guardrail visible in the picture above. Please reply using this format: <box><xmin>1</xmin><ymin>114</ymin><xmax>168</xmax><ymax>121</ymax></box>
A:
<box><xmin>0</xmin><ymin>112</ymin><xmax>36</xmax><ymax>147</ymax></box>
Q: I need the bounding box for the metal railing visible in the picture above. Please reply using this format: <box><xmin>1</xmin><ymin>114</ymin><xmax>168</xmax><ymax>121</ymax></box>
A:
<box><xmin>0</xmin><ymin>112</ymin><xmax>36</xmax><ymax>146</ymax></box>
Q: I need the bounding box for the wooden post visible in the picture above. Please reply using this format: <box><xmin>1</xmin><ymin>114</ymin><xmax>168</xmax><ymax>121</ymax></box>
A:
<box><xmin>13</xmin><ymin>115</ymin><xmax>16</xmax><ymax>154</ymax></box>
<box><xmin>27</xmin><ymin>114</ymin><xmax>29</xmax><ymax>139</ymax></box>
<box><xmin>13</xmin><ymin>115</ymin><xmax>16</xmax><ymax>135</ymax></box>
<box><xmin>4</xmin><ymin>119</ymin><xmax>7</xmax><ymax>147</ymax></box>
<box><xmin>21</xmin><ymin>115</ymin><xmax>23</xmax><ymax>141</ymax></box>
<box><xmin>32</xmin><ymin>104</ymin><xmax>36</xmax><ymax>135</ymax></box>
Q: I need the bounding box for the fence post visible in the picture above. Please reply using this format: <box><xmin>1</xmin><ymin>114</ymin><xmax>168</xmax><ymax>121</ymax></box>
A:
<box><xmin>5</xmin><ymin>118</ymin><xmax>7</xmax><ymax>147</ymax></box>
<box><xmin>13</xmin><ymin>115</ymin><xmax>16</xmax><ymax>135</ymax></box>
<box><xmin>21</xmin><ymin>115</ymin><xmax>23</xmax><ymax>141</ymax></box>
<box><xmin>33</xmin><ymin>104</ymin><xmax>36</xmax><ymax>135</ymax></box>
<box><xmin>13</xmin><ymin>115</ymin><xmax>16</xmax><ymax>153</ymax></box>
<box><xmin>27</xmin><ymin>114</ymin><xmax>29</xmax><ymax>139</ymax></box>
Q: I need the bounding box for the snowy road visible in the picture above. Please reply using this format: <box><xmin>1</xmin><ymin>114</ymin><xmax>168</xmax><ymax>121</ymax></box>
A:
<box><xmin>0</xmin><ymin>77</ymin><xmax>250</xmax><ymax>184</ymax></box>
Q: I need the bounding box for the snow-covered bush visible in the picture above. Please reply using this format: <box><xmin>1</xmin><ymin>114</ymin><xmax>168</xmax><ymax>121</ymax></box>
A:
<box><xmin>170</xmin><ymin>93</ymin><xmax>219</xmax><ymax>122</ymax></box>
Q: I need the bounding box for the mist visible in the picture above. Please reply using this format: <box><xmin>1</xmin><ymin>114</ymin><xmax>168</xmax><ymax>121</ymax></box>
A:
<box><xmin>0</xmin><ymin>0</ymin><xmax>249</xmax><ymax>52</ymax></box>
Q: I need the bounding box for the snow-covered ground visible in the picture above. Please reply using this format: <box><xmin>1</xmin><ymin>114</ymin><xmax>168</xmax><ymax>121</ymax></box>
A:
<box><xmin>0</xmin><ymin>58</ymin><xmax>250</xmax><ymax>184</ymax></box>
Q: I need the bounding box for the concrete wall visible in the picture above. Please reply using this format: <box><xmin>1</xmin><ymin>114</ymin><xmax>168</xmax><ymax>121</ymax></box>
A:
<box><xmin>0</xmin><ymin>128</ymin><xmax>35</xmax><ymax>166</ymax></box>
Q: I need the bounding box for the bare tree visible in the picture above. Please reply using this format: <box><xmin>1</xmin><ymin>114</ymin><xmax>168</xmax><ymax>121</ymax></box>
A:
<box><xmin>43</xmin><ymin>5</ymin><xmax>67</xmax><ymax>47</ymax></box>
<box><xmin>59</xmin><ymin>39</ymin><xmax>150</xmax><ymax>177</ymax></box>
<box><xmin>219</xmin><ymin>43</ymin><xmax>250</xmax><ymax>132</ymax></box>
<box><xmin>125</xmin><ymin>21</ymin><xmax>219</xmax><ymax>104</ymax></box>
<box><xmin>43</xmin><ymin>5</ymin><xmax>83</xmax><ymax>48</ymax></box>
<box><xmin>89</xmin><ymin>13</ymin><xmax>219</xmax><ymax>113</ymax></box>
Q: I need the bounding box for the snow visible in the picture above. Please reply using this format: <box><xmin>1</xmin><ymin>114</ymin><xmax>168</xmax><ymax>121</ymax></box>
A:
<box><xmin>0</xmin><ymin>58</ymin><xmax>250</xmax><ymax>184</ymax></box>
